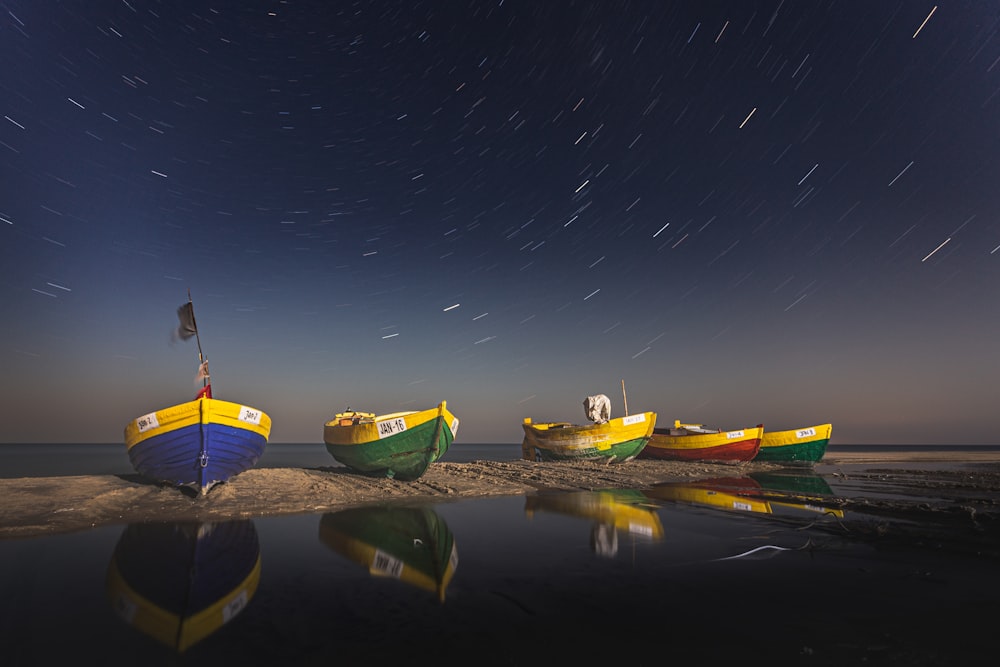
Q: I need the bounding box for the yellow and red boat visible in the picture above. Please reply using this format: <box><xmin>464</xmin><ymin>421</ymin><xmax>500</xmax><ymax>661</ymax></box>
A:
<box><xmin>639</xmin><ymin>421</ymin><xmax>763</xmax><ymax>462</ymax></box>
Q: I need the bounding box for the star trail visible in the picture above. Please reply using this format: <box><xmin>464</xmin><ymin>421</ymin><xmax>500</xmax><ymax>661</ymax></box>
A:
<box><xmin>1</xmin><ymin>1</ymin><xmax>998</xmax><ymax>445</ymax></box>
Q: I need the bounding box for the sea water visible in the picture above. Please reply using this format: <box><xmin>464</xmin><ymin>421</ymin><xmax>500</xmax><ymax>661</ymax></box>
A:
<box><xmin>0</xmin><ymin>442</ymin><xmax>524</xmax><ymax>478</ymax></box>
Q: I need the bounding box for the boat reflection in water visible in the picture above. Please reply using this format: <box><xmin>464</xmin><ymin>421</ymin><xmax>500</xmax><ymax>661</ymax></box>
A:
<box><xmin>318</xmin><ymin>505</ymin><xmax>458</xmax><ymax>602</ymax></box>
<box><xmin>524</xmin><ymin>489</ymin><xmax>665</xmax><ymax>557</ymax></box>
<box><xmin>644</xmin><ymin>469</ymin><xmax>845</xmax><ymax>519</ymax></box>
<box><xmin>105</xmin><ymin>520</ymin><xmax>261</xmax><ymax>652</ymax></box>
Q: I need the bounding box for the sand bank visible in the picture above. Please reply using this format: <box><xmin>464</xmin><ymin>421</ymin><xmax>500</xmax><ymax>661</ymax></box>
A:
<box><xmin>1</xmin><ymin>451</ymin><xmax>998</xmax><ymax>539</ymax></box>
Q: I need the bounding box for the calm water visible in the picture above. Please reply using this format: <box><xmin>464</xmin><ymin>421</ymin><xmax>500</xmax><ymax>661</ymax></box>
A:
<box><xmin>1</xmin><ymin>444</ymin><xmax>997</xmax><ymax>664</ymax></box>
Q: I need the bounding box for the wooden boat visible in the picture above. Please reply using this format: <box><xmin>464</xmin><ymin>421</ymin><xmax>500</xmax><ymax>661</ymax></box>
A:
<box><xmin>105</xmin><ymin>520</ymin><xmax>261</xmax><ymax>652</ymax></box>
<box><xmin>525</xmin><ymin>489</ymin><xmax>664</xmax><ymax>557</ymax></box>
<box><xmin>123</xmin><ymin>293</ymin><xmax>271</xmax><ymax>496</ymax></box>
<box><xmin>318</xmin><ymin>506</ymin><xmax>458</xmax><ymax>602</ymax></box>
<box><xmin>521</xmin><ymin>406</ymin><xmax>656</xmax><ymax>463</ymax></box>
<box><xmin>323</xmin><ymin>401</ymin><xmax>459</xmax><ymax>481</ymax></box>
<box><xmin>755</xmin><ymin>423</ymin><xmax>832</xmax><ymax>463</ymax></box>
<box><xmin>638</xmin><ymin>420</ymin><xmax>763</xmax><ymax>462</ymax></box>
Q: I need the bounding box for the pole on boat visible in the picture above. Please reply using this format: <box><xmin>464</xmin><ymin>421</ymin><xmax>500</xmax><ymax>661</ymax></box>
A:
<box><xmin>187</xmin><ymin>289</ymin><xmax>207</xmax><ymax>387</ymax></box>
<box><xmin>621</xmin><ymin>379</ymin><xmax>629</xmax><ymax>416</ymax></box>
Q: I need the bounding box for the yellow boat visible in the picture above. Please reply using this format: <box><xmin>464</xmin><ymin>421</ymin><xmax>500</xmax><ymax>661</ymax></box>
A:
<box><xmin>521</xmin><ymin>409</ymin><xmax>656</xmax><ymax>463</ymax></box>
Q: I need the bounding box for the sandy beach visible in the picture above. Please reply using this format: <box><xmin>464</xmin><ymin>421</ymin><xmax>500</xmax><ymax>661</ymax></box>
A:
<box><xmin>2</xmin><ymin>450</ymin><xmax>998</xmax><ymax>540</ymax></box>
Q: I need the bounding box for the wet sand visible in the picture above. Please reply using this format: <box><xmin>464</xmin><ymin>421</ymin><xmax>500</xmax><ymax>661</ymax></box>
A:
<box><xmin>2</xmin><ymin>450</ymin><xmax>999</xmax><ymax>539</ymax></box>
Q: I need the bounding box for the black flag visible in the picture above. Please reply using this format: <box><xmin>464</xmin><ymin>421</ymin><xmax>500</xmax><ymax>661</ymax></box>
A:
<box><xmin>176</xmin><ymin>302</ymin><xmax>197</xmax><ymax>341</ymax></box>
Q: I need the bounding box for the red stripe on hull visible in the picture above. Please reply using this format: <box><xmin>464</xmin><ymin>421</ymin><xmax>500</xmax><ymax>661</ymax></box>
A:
<box><xmin>641</xmin><ymin>438</ymin><xmax>760</xmax><ymax>462</ymax></box>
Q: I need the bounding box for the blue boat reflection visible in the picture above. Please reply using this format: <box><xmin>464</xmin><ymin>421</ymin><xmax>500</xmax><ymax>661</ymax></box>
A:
<box><xmin>644</xmin><ymin>469</ymin><xmax>845</xmax><ymax>519</ymax></box>
<box><xmin>524</xmin><ymin>489</ymin><xmax>665</xmax><ymax>557</ymax></box>
<box><xmin>105</xmin><ymin>520</ymin><xmax>260</xmax><ymax>652</ymax></box>
<box><xmin>318</xmin><ymin>505</ymin><xmax>458</xmax><ymax>602</ymax></box>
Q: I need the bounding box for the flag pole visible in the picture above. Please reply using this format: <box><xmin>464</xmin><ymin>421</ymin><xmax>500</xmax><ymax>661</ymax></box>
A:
<box><xmin>621</xmin><ymin>379</ymin><xmax>629</xmax><ymax>416</ymax></box>
<box><xmin>187</xmin><ymin>289</ymin><xmax>206</xmax><ymax>386</ymax></box>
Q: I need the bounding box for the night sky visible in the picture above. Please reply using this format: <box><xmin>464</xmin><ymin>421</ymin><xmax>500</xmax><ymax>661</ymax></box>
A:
<box><xmin>3</xmin><ymin>1</ymin><xmax>998</xmax><ymax>446</ymax></box>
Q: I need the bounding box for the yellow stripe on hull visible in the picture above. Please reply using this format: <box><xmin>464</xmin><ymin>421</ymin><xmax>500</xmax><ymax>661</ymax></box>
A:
<box><xmin>124</xmin><ymin>398</ymin><xmax>271</xmax><ymax>451</ymax></box>
<box><xmin>761</xmin><ymin>423</ymin><xmax>832</xmax><ymax>448</ymax></box>
<box><xmin>323</xmin><ymin>402</ymin><xmax>459</xmax><ymax>446</ymax></box>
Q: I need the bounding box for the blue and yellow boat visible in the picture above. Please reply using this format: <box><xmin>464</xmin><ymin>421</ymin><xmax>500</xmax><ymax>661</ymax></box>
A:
<box><xmin>123</xmin><ymin>293</ymin><xmax>271</xmax><ymax>495</ymax></box>
<box><xmin>124</xmin><ymin>396</ymin><xmax>271</xmax><ymax>495</ymax></box>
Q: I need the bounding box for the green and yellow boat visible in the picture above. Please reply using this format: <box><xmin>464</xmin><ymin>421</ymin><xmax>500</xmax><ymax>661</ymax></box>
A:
<box><xmin>521</xmin><ymin>411</ymin><xmax>656</xmax><ymax>463</ymax></box>
<box><xmin>323</xmin><ymin>401</ymin><xmax>459</xmax><ymax>481</ymax></box>
<box><xmin>755</xmin><ymin>423</ymin><xmax>832</xmax><ymax>463</ymax></box>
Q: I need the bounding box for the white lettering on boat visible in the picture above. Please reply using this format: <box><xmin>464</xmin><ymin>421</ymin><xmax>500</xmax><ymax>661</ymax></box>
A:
<box><xmin>377</xmin><ymin>417</ymin><xmax>408</xmax><ymax>438</ymax></box>
<box><xmin>726</xmin><ymin>430</ymin><xmax>745</xmax><ymax>439</ymax></box>
<box><xmin>222</xmin><ymin>590</ymin><xmax>249</xmax><ymax>622</ymax></box>
<box><xmin>622</xmin><ymin>414</ymin><xmax>646</xmax><ymax>425</ymax></box>
<box><xmin>238</xmin><ymin>407</ymin><xmax>262</xmax><ymax>425</ymax></box>
<box><xmin>732</xmin><ymin>501</ymin><xmax>753</xmax><ymax>511</ymax></box>
<box><xmin>136</xmin><ymin>412</ymin><xmax>159</xmax><ymax>433</ymax></box>
<box><xmin>630</xmin><ymin>523</ymin><xmax>655</xmax><ymax>537</ymax></box>
<box><xmin>372</xmin><ymin>549</ymin><xmax>405</xmax><ymax>578</ymax></box>
<box><xmin>796</xmin><ymin>428</ymin><xmax>816</xmax><ymax>438</ymax></box>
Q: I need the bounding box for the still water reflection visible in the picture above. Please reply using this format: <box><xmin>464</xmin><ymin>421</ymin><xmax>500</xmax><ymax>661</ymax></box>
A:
<box><xmin>2</xmin><ymin>465</ymin><xmax>997</xmax><ymax>665</ymax></box>
<box><xmin>645</xmin><ymin>468</ymin><xmax>846</xmax><ymax>519</ymax></box>
<box><xmin>106</xmin><ymin>521</ymin><xmax>260</xmax><ymax>652</ymax></box>
<box><xmin>524</xmin><ymin>489</ymin><xmax>664</xmax><ymax>557</ymax></box>
<box><xmin>318</xmin><ymin>506</ymin><xmax>458</xmax><ymax>602</ymax></box>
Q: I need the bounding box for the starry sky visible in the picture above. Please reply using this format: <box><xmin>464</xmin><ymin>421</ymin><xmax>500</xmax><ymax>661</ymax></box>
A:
<box><xmin>2</xmin><ymin>1</ymin><xmax>998</xmax><ymax>446</ymax></box>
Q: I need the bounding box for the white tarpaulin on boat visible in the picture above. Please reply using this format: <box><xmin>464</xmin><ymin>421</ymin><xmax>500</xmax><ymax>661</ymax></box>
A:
<box><xmin>583</xmin><ymin>394</ymin><xmax>611</xmax><ymax>424</ymax></box>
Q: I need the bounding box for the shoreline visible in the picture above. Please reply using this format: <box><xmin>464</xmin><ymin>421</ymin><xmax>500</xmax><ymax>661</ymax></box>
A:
<box><xmin>1</xmin><ymin>451</ymin><xmax>999</xmax><ymax>539</ymax></box>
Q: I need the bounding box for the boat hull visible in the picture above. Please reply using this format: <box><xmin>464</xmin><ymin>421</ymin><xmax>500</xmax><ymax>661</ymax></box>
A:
<box><xmin>323</xmin><ymin>401</ymin><xmax>459</xmax><ymax>481</ymax></box>
<box><xmin>520</xmin><ymin>412</ymin><xmax>656</xmax><ymax>463</ymax></box>
<box><xmin>124</xmin><ymin>398</ymin><xmax>271</xmax><ymax>495</ymax></box>
<box><xmin>639</xmin><ymin>424</ymin><xmax>763</xmax><ymax>462</ymax></box>
<box><xmin>755</xmin><ymin>423</ymin><xmax>832</xmax><ymax>463</ymax></box>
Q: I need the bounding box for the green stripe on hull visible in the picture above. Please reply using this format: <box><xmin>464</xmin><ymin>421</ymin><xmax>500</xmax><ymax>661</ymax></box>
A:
<box><xmin>530</xmin><ymin>437</ymin><xmax>649</xmax><ymax>463</ymax></box>
<box><xmin>326</xmin><ymin>417</ymin><xmax>452</xmax><ymax>481</ymax></box>
<box><xmin>754</xmin><ymin>439</ymin><xmax>829</xmax><ymax>463</ymax></box>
